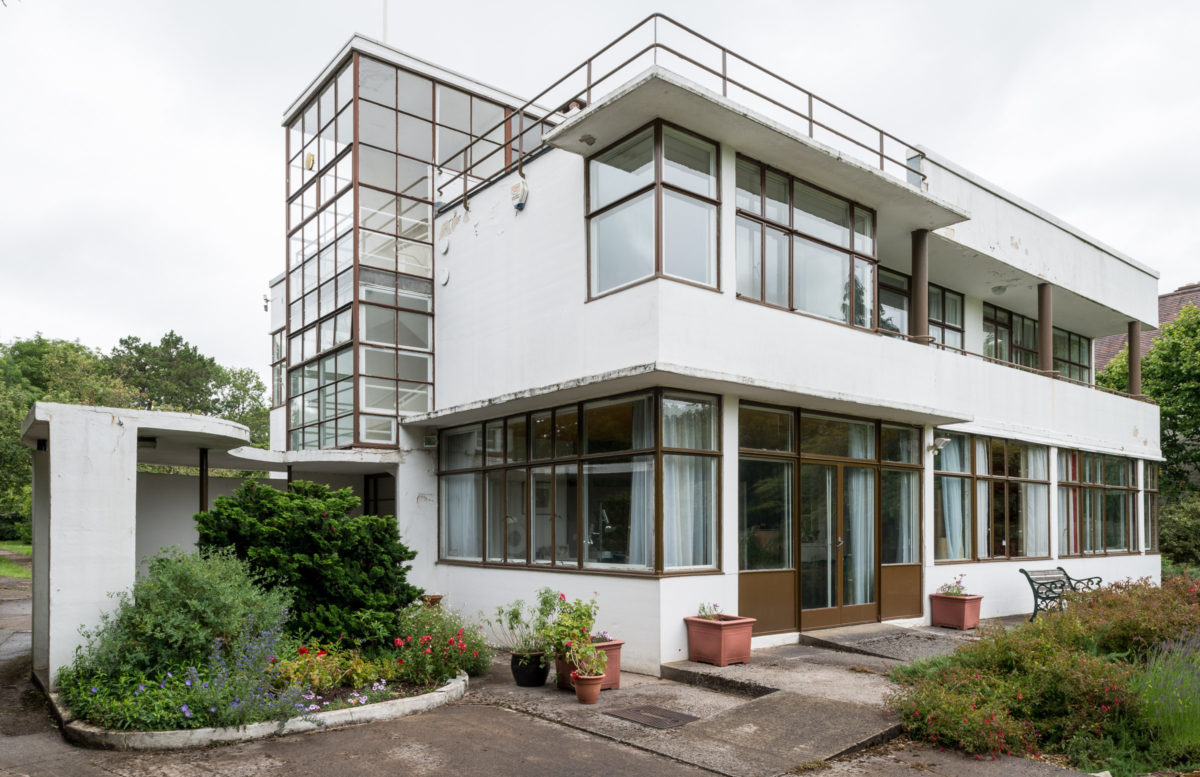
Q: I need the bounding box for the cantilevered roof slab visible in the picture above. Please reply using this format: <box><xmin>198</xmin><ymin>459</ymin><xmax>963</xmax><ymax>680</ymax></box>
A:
<box><xmin>545</xmin><ymin>67</ymin><xmax>969</xmax><ymax>256</ymax></box>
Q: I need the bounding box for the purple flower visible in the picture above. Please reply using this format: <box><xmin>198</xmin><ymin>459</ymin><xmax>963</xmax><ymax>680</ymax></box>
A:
<box><xmin>181</xmin><ymin>704</ymin><xmax>191</xmax><ymax>718</ymax></box>
<box><xmin>90</xmin><ymin>687</ymin><xmax>98</xmax><ymax>693</ymax></box>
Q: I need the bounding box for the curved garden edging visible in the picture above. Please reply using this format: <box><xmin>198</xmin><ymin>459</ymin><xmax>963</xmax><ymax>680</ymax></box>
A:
<box><xmin>47</xmin><ymin>672</ymin><xmax>468</xmax><ymax>751</ymax></box>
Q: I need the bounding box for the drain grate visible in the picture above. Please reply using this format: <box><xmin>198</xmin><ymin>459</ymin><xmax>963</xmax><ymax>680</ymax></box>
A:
<box><xmin>605</xmin><ymin>705</ymin><xmax>700</xmax><ymax>729</ymax></box>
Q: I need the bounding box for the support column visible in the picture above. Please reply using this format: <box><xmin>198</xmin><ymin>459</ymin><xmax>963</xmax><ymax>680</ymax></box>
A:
<box><xmin>199</xmin><ymin>448</ymin><xmax>209</xmax><ymax>513</ymax></box>
<box><xmin>911</xmin><ymin>229</ymin><xmax>929</xmax><ymax>343</ymax></box>
<box><xmin>1038</xmin><ymin>283</ymin><xmax>1054</xmax><ymax>374</ymax></box>
<box><xmin>1128</xmin><ymin>321</ymin><xmax>1142</xmax><ymax>395</ymax></box>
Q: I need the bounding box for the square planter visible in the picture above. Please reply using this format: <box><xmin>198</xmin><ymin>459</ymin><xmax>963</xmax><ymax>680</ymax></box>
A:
<box><xmin>683</xmin><ymin>615</ymin><xmax>756</xmax><ymax>666</ymax></box>
<box><xmin>929</xmin><ymin>593</ymin><xmax>983</xmax><ymax>630</ymax></box>
<box><xmin>555</xmin><ymin>638</ymin><xmax>624</xmax><ymax>691</ymax></box>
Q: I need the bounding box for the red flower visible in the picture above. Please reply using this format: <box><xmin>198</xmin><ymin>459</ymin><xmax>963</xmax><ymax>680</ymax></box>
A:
<box><xmin>396</xmin><ymin>658</ymin><xmax>405</xmax><ymax>665</ymax></box>
<box><xmin>566</xmin><ymin>640</ymin><xmax>572</xmax><ymax>648</ymax></box>
<box><xmin>448</xmin><ymin>637</ymin><xmax>456</xmax><ymax>645</ymax></box>
<box><xmin>394</xmin><ymin>638</ymin><xmax>403</xmax><ymax>647</ymax></box>
<box><xmin>316</xmin><ymin>650</ymin><xmax>327</xmax><ymax>657</ymax></box>
<box><xmin>472</xmin><ymin>650</ymin><xmax>478</xmax><ymax>658</ymax></box>
<box><xmin>269</xmin><ymin>657</ymin><xmax>277</xmax><ymax>663</ymax></box>
<box><xmin>570</xmin><ymin>670</ymin><xmax>579</xmax><ymax>679</ymax></box>
<box><xmin>559</xmin><ymin>593</ymin><xmax>566</xmax><ymax>600</ymax></box>
<box><xmin>298</xmin><ymin>647</ymin><xmax>309</xmax><ymax>655</ymax></box>
<box><xmin>424</xmin><ymin>648</ymin><xmax>433</xmax><ymax>654</ymax></box>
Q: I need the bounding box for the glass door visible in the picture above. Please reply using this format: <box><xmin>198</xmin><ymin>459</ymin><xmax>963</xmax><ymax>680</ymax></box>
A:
<box><xmin>737</xmin><ymin>457</ymin><xmax>797</xmax><ymax>634</ymax></box>
<box><xmin>800</xmin><ymin>462</ymin><xmax>877</xmax><ymax>629</ymax></box>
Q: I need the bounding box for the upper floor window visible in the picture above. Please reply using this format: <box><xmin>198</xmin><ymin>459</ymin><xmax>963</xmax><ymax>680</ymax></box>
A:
<box><xmin>735</xmin><ymin>156</ymin><xmax>876</xmax><ymax>328</ymax></box>
<box><xmin>878</xmin><ymin>270</ymin><xmax>963</xmax><ymax>348</ymax></box>
<box><xmin>984</xmin><ymin>303</ymin><xmax>1092</xmax><ymax>381</ymax></box>
<box><xmin>586</xmin><ymin>123</ymin><xmax>719</xmax><ymax>297</ymax></box>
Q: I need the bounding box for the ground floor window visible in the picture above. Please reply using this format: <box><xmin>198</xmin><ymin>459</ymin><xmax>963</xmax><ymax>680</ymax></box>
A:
<box><xmin>1144</xmin><ymin>462</ymin><xmax>1159</xmax><ymax>552</ymax></box>
<box><xmin>437</xmin><ymin>389</ymin><xmax>719</xmax><ymax>574</ymax></box>
<box><xmin>1058</xmin><ymin>449</ymin><xmax>1136</xmax><ymax>555</ymax></box>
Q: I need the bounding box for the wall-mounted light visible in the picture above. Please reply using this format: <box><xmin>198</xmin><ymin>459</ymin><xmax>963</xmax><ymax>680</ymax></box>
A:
<box><xmin>929</xmin><ymin>436</ymin><xmax>952</xmax><ymax>453</ymax></box>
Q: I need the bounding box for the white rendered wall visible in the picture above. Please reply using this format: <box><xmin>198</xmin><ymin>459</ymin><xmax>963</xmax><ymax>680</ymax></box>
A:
<box><xmin>922</xmin><ymin>155</ymin><xmax>1157</xmax><ymax>326</ymax></box>
<box><xmin>31</xmin><ymin>449</ymin><xmax>50</xmax><ymax>684</ymax></box>
<box><xmin>42</xmin><ymin>411</ymin><xmax>139</xmax><ymax>688</ymax></box>
<box><xmin>394</xmin><ymin>427</ymin><xmax>439</xmax><ymax>591</ymax></box>
<box><xmin>269</xmin><ymin>406</ymin><xmax>286</xmax><ymax>452</ymax></box>
<box><xmin>434</xmin><ymin>151</ymin><xmax>660</xmax><ymax>410</ymax></box>
<box><xmin>134</xmin><ymin>473</ymin><xmax>246</xmax><ymax>570</ymax></box>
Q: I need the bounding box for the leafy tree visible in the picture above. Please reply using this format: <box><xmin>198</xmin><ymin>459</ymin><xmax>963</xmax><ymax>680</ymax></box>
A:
<box><xmin>106</xmin><ymin>331</ymin><xmax>224</xmax><ymax>414</ymax></box>
<box><xmin>1098</xmin><ymin>304</ymin><xmax>1200</xmax><ymax>499</ymax></box>
<box><xmin>213</xmin><ymin>366</ymin><xmax>269</xmax><ymax>447</ymax></box>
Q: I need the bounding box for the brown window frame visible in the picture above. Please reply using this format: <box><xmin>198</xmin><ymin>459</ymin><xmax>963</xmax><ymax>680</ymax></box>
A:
<box><xmin>1058</xmin><ymin>449</ymin><xmax>1138</xmax><ymax>557</ymax></box>
<box><xmin>1144</xmin><ymin>461</ymin><xmax>1159</xmax><ymax>553</ymax></box>
<box><xmin>733</xmin><ymin>154</ymin><xmax>877</xmax><ymax>330</ymax></box>
<box><xmin>933</xmin><ymin>432</ymin><xmax>1051</xmax><ymax>563</ymax></box>
<box><xmin>984</xmin><ymin>303</ymin><xmax>1039</xmax><ymax>369</ymax></box>
<box><xmin>1053</xmin><ymin>327</ymin><xmax>1093</xmax><ymax>384</ymax></box>
<box><xmin>436</xmin><ymin>388</ymin><xmax>723</xmax><ymax>578</ymax></box>
<box><xmin>585</xmin><ymin>121</ymin><xmax>723</xmax><ymax>301</ymax></box>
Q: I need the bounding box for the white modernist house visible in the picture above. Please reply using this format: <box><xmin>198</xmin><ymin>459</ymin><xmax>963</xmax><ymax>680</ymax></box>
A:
<box><xmin>266</xmin><ymin>16</ymin><xmax>1158</xmax><ymax>674</ymax></box>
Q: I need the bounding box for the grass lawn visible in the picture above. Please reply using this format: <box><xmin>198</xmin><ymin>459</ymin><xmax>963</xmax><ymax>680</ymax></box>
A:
<box><xmin>0</xmin><ymin>541</ymin><xmax>32</xmax><ymax>556</ymax></box>
<box><xmin>0</xmin><ymin>557</ymin><xmax>31</xmax><ymax>579</ymax></box>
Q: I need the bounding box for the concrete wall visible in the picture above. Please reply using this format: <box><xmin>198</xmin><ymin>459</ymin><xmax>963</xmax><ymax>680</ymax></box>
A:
<box><xmin>922</xmin><ymin>154</ymin><xmax>1158</xmax><ymax>326</ymax></box>
<box><xmin>40</xmin><ymin>411</ymin><xmax>139</xmax><ymax>688</ymax></box>
<box><xmin>434</xmin><ymin>151</ymin><xmax>660</xmax><ymax>410</ymax></box>
<box><xmin>134</xmin><ymin>473</ymin><xmax>247</xmax><ymax>569</ymax></box>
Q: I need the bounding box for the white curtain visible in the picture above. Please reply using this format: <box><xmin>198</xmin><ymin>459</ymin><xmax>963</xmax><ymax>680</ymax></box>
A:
<box><xmin>664</xmin><ymin>456</ymin><xmax>715</xmax><ymax>568</ymax></box>
<box><xmin>440</xmin><ymin>473</ymin><xmax>480</xmax><ymax>559</ymax></box>
<box><xmin>1022</xmin><ymin>447</ymin><xmax>1050</xmax><ymax>556</ymax></box>
<box><xmin>843</xmin><ymin>467</ymin><xmax>875</xmax><ymax>605</ymax></box>
<box><xmin>1023</xmin><ymin>483</ymin><xmax>1050</xmax><ymax>557</ymax></box>
<box><xmin>937</xmin><ymin>438</ymin><xmax>967</xmax><ymax>560</ymax></box>
<box><xmin>884</xmin><ymin>470</ymin><xmax>919</xmax><ymax>564</ymax></box>
<box><xmin>662</xmin><ymin>395</ymin><xmax>716</xmax><ymax>569</ymax></box>
<box><xmin>628</xmin><ymin>456</ymin><xmax>654</xmax><ymax>569</ymax></box>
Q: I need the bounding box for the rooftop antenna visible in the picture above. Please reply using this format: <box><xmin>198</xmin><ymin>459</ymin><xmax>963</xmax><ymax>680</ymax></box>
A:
<box><xmin>381</xmin><ymin>0</ymin><xmax>388</xmax><ymax>44</ymax></box>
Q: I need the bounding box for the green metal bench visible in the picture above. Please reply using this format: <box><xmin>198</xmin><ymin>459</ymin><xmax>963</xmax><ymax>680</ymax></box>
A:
<box><xmin>1019</xmin><ymin>567</ymin><xmax>1103</xmax><ymax>621</ymax></box>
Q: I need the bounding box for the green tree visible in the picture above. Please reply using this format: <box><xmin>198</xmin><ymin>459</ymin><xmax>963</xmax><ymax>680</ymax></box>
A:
<box><xmin>106</xmin><ymin>331</ymin><xmax>224</xmax><ymax>413</ymax></box>
<box><xmin>213</xmin><ymin>366</ymin><xmax>269</xmax><ymax>447</ymax></box>
<box><xmin>1098</xmin><ymin>304</ymin><xmax>1200</xmax><ymax>499</ymax></box>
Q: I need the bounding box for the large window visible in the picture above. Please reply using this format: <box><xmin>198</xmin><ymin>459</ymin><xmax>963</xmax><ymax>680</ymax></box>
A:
<box><xmin>933</xmin><ymin>432</ymin><xmax>1049</xmax><ymax>561</ymax></box>
<box><xmin>984</xmin><ymin>304</ymin><xmax>1038</xmax><ymax>368</ymax></box>
<box><xmin>586</xmin><ymin>123</ymin><xmax>719</xmax><ymax>297</ymax></box>
<box><xmin>1059</xmin><ymin>450</ymin><xmax>1136</xmax><ymax>555</ymax></box>
<box><xmin>735</xmin><ymin>156</ymin><xmax>876</xmax><ymax>328</ymax></box>
<box><xmin>438</xmin><ymin>390</ymin><xmax>719</xmax><ymax>574</ymax></box>
<box><xmin>975</xmin><ymin>437</ymin><xmax>1050</xmax><ymax>559</ymax></box>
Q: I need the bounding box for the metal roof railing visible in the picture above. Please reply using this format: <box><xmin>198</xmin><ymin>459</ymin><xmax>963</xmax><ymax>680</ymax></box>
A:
<box><xmin>438</xmin><ymin>13</ymin><xmax>926</xmax><ymax>209</ymax></box>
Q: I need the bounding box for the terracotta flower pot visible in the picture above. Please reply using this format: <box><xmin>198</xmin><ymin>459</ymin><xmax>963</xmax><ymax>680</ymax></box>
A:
<box><xmin>555</xmin><ymin>638</ymin><xmax>625</xmax><ymax>690</ymax></box>
<box><xmin>683</xmin><ymin>614</ymin><xmax>756</xmax><ymax>666</ymax></box>
<box><xmin>929</xmin><ymin>593</ymin><xmax>983</xmax><ymax>630</ymax></box>
<box><xmin>573</xmin><ymin>673</ymin><xmax>604</xmax><ymax>704</ymax></box>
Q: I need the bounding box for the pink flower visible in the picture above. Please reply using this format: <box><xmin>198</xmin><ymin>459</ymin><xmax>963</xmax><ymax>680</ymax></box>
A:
<box><xmin>566</xmin><ymin>640</ymin><xmax>572</xmax><ymax>648</ymax></box>
<box><xmin>559</xmin><ymin>593</ymin><xmax>566</xmax><ymax>600</ymax></box>
<box><xmin>394</xmin><ymin>638</ymin><xmax>403</xmax><ymax>647</ymax></box>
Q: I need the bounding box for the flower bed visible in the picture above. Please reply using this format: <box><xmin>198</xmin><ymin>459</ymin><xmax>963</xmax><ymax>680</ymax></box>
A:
<box><xmin>887</xmin><ymin>574</ymin><xmax>1200</xmax><ymax>777</ymax></box>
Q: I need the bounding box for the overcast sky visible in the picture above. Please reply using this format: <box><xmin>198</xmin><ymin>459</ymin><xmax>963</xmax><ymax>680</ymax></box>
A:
<box><xmin>2</xmin><ymin>0</ymin><xmax>1197</xmax><ymax>385</ymax></box>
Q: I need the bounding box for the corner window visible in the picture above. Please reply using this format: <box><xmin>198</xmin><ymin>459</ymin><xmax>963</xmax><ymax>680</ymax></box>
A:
<box><xmin>586</xmin><ymin>123</ymin><xmax>719</xmax><ymax>297</ymax></box>
<box><xmin>437</xmin><ymin>390</ymin><xmax>720</xmax><ymax>574</ymax></box>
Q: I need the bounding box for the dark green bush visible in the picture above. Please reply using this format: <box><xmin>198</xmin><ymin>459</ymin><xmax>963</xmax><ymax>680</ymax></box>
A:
<box><xmin>1161</xmin><ymin>495</ymin><xmax>1200</xmax><ymax>567</ymax></box>
<box><xmin>196</xmin><ymin>480</ymin><xmax>421</xmax><ymax>644</ymax></box>
<box><xmin>79</xmin><ymin>547</ymin><xmax>290</xmax><ymax>676</ymax></box>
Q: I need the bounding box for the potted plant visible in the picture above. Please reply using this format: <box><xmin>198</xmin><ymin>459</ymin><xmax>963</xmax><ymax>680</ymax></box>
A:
<box><xmin>542</xmin><ymin>590</ymin><xmax>624</xmax><ymax>690</ymax></box>
<box><xmin>683</xmin><ymin>602</ymin><xmax>756</xmax><ymax>667</ymax></box>
<box><xmin>929</xmin><ymin>574</ymin><xmax>983</xmax><ymax>630</ymax></box>
<box><xmin>566</xmin><ymin>638</ymin><xmax>608</xmax><ymax>704</ymax></box>
<box><xmin>486</xmin><ymin>589</ymin><xmax>558</xmax><ymax>686</ymax></box>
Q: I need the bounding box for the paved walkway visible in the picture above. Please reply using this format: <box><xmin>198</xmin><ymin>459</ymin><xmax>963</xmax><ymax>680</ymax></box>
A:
<box><xmin>0</xmin><ymin>560</ymin><xmax>1084</xmax><ymax>777</ymax></box>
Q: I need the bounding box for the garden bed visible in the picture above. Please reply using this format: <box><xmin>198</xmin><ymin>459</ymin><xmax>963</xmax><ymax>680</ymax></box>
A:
<box><xmin>48</xmin><ymin>672</ymin><xmax>467</xmax><ymax>751</ymax></box>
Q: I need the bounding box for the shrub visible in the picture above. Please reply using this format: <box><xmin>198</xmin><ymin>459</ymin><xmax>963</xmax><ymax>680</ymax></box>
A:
<box><xmin>1161</xmin><ymin>495</ymin><xmax>1200</xmax><ymax>567</ymax></box>
<box><xmin>392</xmin><ymin>603</ymin><xmax>492</xmax><ymax>683</ymax></box>
<box><xmin>196</xmin><ymin>480</ymin><xmax>422</xmax><ymax>644</ymax></box>
<box><xmin>59</xmin><ymin>593</ymin><xmax>304</xmax><ymax>731</ymax></box>
<box><xmin>1063</xmin><ymin>576</ymin><xmax>1200</xmax><ymax>660</ymax></box>
<box><xmin>540</xmin><ymin>589</ymin><xmax>598</xmax><ymax>658</ymax></box>
<box><xmin>485</xmin><ymin>587</ymin><xmax>559</xmax><ymax>664</ymax></box>
<box><xmin>78</xmin><ymin>547</ymin><xmax>290</xmax><ymax>676</ymax></box>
